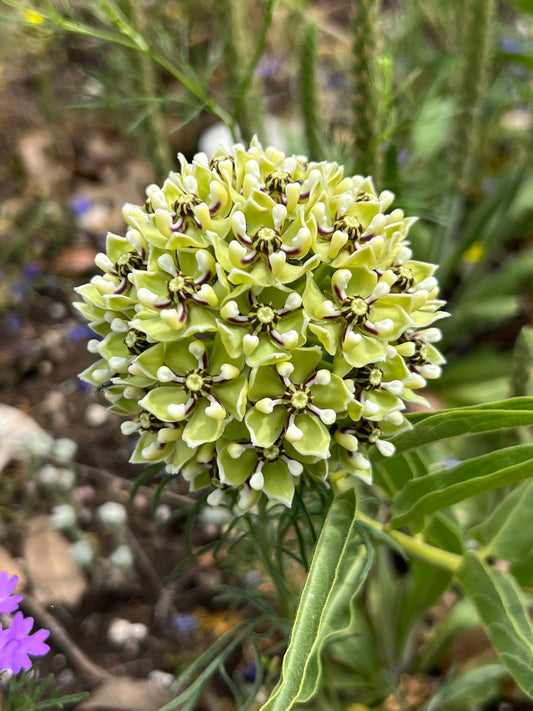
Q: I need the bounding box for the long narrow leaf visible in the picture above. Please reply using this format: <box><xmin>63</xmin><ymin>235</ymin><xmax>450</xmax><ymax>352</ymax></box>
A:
<box><xmin>470</xmin><ymin>478</ymin><xmax>533</xmax><ymax>562</ymax></box>
<box><xmin>391</xmin><ymin>444</ymin><xmax>533</xmax><ymax>528</ymax></box>
<box><xmin>388</xmin><ymin>398</ymin><xmax>533</xmax><ymax>454</ymax></box>
<box><xmin>458</xmin><ymin>552</ymin><xmax>533</xmax><ymax>697</ymax></box>
<box><xmin>373</xmin><ymin>448</ymin><xmax>429</xmax><ymax>497</ymax></box>
<box><xmin>158</xmin><ymin>619</ymin><xmax>257</xmax><ymax>711</ymax></box>
<box><xmin>259</xmin><ymin>489</ymin><xmax>372</xmax><ymax>710</ymax></box>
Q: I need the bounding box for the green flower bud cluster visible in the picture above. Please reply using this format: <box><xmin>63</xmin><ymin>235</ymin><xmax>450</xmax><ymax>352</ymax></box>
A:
<box><xmin>75</xmin><ymin>139</ymin><xmax>447</xmax><ymax>511</ymax></box>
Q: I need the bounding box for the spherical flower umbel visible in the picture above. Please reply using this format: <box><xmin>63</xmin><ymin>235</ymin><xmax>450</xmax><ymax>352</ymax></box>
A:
<box><xmin>75</xmin><ymin>139</ymin><xmax>447</xmax><ymax>511</ymax></box>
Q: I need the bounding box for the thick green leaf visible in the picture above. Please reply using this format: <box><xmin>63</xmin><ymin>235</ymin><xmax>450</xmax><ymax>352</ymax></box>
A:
<box><xmin>424</xmin><ymin>511</ymin><xmax>463</xmax><ymax>554</ymax></box>
<box><xmin>393</xmin><ymin>398</ymin><xmax>533</xmax><ymax>452</ymax></box>
<box><xmin>505</xmin><ymin>0</ymin><xmax>533</xmax><ymax>13</ymax></box>
<box><xmin>511</xmin><ymin>558</ymin><xmax>533</xmax><ymax>589</ymax></box>
<box><xmin>416</xmin><ymin>597</ymin><xmax>479</xmax><ymax>673</ymax></box>
<box><xmin>430</xmin><ymin>347</ymin><xmax>511</xmax><ymax>407</ymax></box>
<box><xmin>390</xmin><ymin>444</ymin><xmax>533</xmax><ymax>528</ymax></box>
<box><xmin>426</xmin><ymin>663</ymin><xmax>507</xmax><ymax>711</ymax></box>
<box><xmin>396</xmin><ymin>565</ymin><xmax>452</xmax><ymax>651</ymax></box>
<box><xmin>372</xmin><ymin>449</ymin><xmax>429</xmax><ymax>498</ymax></box>
<box><xmin>496</xmin><ymin>50</ymin><xmax>533</xmax><ymax>70</ymax></box>
<box><xmin>470</xmin><ymin>479</ymin><xmax>533</xmax><ymax>562</ymax></box>
<box><xmin>395</xmin><ymin>515</ymin><xmax>462</xmax><ymax>652</ymax></box>
<box><xmin>325</xmin><ymin>603</ymin><xmax>389</xmax><ymax>695</ymax></box>
<box><xmin>458</xmin><ymin>552</ymin><xmax>533</xmax><ymax>698</ymax></box>
<box><xmin>259</xmin><ymin>489</ymin><xmax>372</xmax><ymax>710</ymax></box>
<box><xmin>452</xmin><ymin>296</ymin><xmax>521</xmax><ymax>331</ymax></box>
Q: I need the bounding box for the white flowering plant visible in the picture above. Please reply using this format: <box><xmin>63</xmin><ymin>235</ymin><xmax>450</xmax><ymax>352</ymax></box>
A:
<box><xmin>2</xmin><ymin>0</ymin><xmax>533</xmax><ymax>707</ymax></box>
<box><xmin>73</xmin><ymin>140</ymin><xmax>533</xmax><ymax>710</ymax></box>
<box><xmin>75</xmin><ymin>140</ymin><xmax>446</xmax><ymax>511</ymax></box>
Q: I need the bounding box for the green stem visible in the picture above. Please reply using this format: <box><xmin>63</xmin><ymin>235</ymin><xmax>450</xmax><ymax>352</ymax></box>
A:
<box><xmin>433</xmin><ymin>0</ymin><xmax>495</xmax><ymax>267</ymax></box>
<box><xmin>11</xmin><ymin>0</ymin><xmax>237</xmax><ymax>134</ymax></box>
<box><xmin>233</xmin><ymin>0</ymin><xmax>277</xmax><ymax>133</ymax></box>
<box><xmin>357</xmin><ymin>512</ymin><xmax>462</xmax><ymax>574</ymax></box>
<box><xmin>246</xmin><ymin>507</ymin><xmax>293</xmax><ymax>620</ymax></box>
<box><xmin>131</xmin><ymin>0</ymin><xmax>172</xmax><ymax>177</ymax></box>
<box><xmin>226</xmin><ymin>0</ymin><xmax>265</xmax><ymax>142</ymax></box>
<box><xmin>351</xmin><ymin>0</ymin><xmax>379</xmax><ymax>177</ymax></box>
<box><xmin>300</xmin><ymin>21</ymin><xmax>323</xmax><ymax>161</ymax></box>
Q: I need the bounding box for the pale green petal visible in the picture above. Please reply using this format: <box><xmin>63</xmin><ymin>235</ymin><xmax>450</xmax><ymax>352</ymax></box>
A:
<box><xmin>290</xmin><ymin>413</ymin><xmax>330</xmax><ymax>459</ymax></box>
<box><xmin>248</xmin><ymin>366</ymin><xmax>285</xmax><ymax>400</ymax></box>
<box><xmin>217</xmin><ymin>321</ymin><xmax>246</xmax><ymax>359</ymax></box>
<box><xmin>189</xmin><ymin>470</ymin><xmax>211</xmax><ymax>491</ymax></box>
<box><xmin>364</xmin><ymin>389</ymin><xmax>403</xmax><ymax>417</ymax></box>
<box><xmin>207</xmin><ymin>334</ymin><xmax>245</xmax><ymax>374</ymax></box>
<box><xmin>163</xmin><ymin>340</ymin><xmax>199</xmax><ymax>373</ymax></box>
<box><xmin>312</xmin><ymin>374</ymin><xmax>352</xmax><ymax>411</ymax></box>
<box><xmin>245</xmin><ymin>406</ymin><xmax>286</xmax><ymax>447</ymax></box>
<box><xmin>218</xmin><ymin>445</ymin><xmax>255</xmax><ymax>486</ymax></box>
<box><xmin>106</xmin><ymin>233</ymin><xmax>132</xmax><ymax>263</ymax></box>
<box><xmin>182</xmin><ymin>305</ymin><xmax>219</xmax><ymax>335</ymax></box>
<box><xmin>132</xmin><ymin>314</ymin><xmax>182</xmax><ymax>343</ymax></box>
<box><xmin>347</xmin><ymin>399</ymin><xmax>364</xmax><ymax>421</ymax></box>
<box><xmin>309</xmin><ymin>321</ymin><xmax>343</xmax><ymax>355</ymax></box>
<box><xmin>302</xmin><ymin>272</ymin><xmax>326</xmax><ymax>316</ymax></box>
<box><xmin>215</xmin><ymin>376</ymin><xmax>248</xmax><ymax>420</ymax></box>
<box><xmin>183</xmin><ymin>401</ymin><xmax>226</xmax><ymax>446</ymax></box>
<box><xmin>340</xmin><ymin>335</ymin><xmax>387</xmax><ymax>368</ymax></box>
<box><xmin>169</xmin><ymin>439</ymin><xmax>198</xmax><ymax>472</ymax></box>
<box><xmin>289</xmin><ymin>346</ymin><xmax>322</xmax><ymax>383</ymax></box>
<box><xmin>262</xmin><ymin>460</ymin><xmax>295</xmax><ymax>506</ymax></box>
<box><xmin>140</xmin><ymin>386</ymin><xmax>188</xmax><ymax>421</ymax></box>
<box><xmin>246</xmin><ymin>335</ymin><xmax>288</xmax><ymax>367</ymax></box>
<box><xmin>131</xmin><ymin>343</ymin><xmax>166</xmax><ymax>378</ymax></box>
<box><xmin>369</xmin><ymin>303</ymin><xmax>413</xmax><ymax>339</ymax></box>
<box><xmin>129</xmin><ymin>270</ymin><xmax>168</xmax><ymax>297</ymax></box>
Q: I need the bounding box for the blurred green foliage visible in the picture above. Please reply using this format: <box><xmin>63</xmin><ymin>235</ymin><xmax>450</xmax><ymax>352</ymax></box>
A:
<box><xmin>0</xmin><ymin>2</ymin><xmax>533</xmax><ymax>709</ymax></box>
<box><xmin>0</xmin><ymin>0</ymin><xmax>531</xmax><ymax>404</ymax></box>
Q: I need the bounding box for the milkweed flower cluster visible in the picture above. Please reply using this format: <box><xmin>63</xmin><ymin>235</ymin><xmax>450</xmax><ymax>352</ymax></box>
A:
<box><xmin>0</xmin><ymin>572</ymin><xmax>50</xmax><ymax>673</ymax></box>
<box><xmin>75</xmin><ymin>139</ymin><xmax>446</xmax><ymax>510</ymax></box>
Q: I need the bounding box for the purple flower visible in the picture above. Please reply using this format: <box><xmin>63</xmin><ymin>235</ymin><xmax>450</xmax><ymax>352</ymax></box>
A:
<box><xmin>0</xmin><ymin>573</ymin><xmax>50</xmax><ymax>673</ymax></box>
<box><xmin>70</xmin><ymin>195</ymin><xmax>92</xmax><ymax>217</ymax></box>
<box><xmin>0</xmin><ymin>572</ymin><xmax>23</xmax><ymax>614</ymax></box>
<box><xmin>172</xmin><ymin>613</ymin><xmax>198</xmax><ymax>633</ymax></box>
<box><xmin>243</xmin><ymin>660</ymin><xmax>257</xmax><ymax>683</ymax></box>
<box><xmin>0</xmin><ymin>612</ymin><xmax>50</xmax><ymax>673</ymax></box>
<box><xmin>68</xmin><ymin>323</ymin><xmax>93</xmax><ymax>341</ymax></box>
<box><xmin>22</xmin><ymin>261</ymin><xmax>42</xmax><ymax>280</ymax></box>
<box><xmin>4</xmin><ymin>312</ymin><xmax>23</xmax><ymax>335</ymax></box>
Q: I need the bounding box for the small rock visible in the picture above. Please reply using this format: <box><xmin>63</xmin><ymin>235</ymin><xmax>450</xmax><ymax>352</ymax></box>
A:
<box><xmin>0</xmin><ymin>404</ymin><xmax>53</xmax><ymax>472</ymax></box>
<box><xmin>85</xmin><ymin>403</ymin><xmax>108</xmax><ymax>427</ymax></box>
<box><xmin>53</xmin><ymin>437</ymin><xmax>78</xmax><ymax>464</ymax></box>
<box><xmin>24</xmin><ymin>515</ymin><xmax>87</xmax><ymax>607</ymax></box>
<box><xmin>68</xmin><ymin>540</ymin><xmax>94</xmax><ymax>569</ymax></box>
<box><xmin>148</xmin><ymin>670</ymin><xmax>175</xmax><ymax>692</ymax></box>
<box><xmin>154</xmin><ymin>504</ymin><xmax>171</xmax><ymax>523</ymax></box>
<box><xmin>49</xmin><ymin>504</ymin><xmax>78</xmax><ymax>532</ymax></box>
<box><xmin>76</xmin><ymin>676</ymin><xmax>170</xmax><ymax>711</ymax></box>
<box><xmin>107</xmin><ymin>618</ymin><xmax>148</xmax><ymax>648</ymax></box>
<box><xmin>108</xmin><ymin>545</ymin><xmax>134</xmax><ymax>572</ymax></box>
<box><xmin>97</xmin><ymin>502</ymin><xmax>127</xmax><ymax>527</ymax></box>
<box><xmin>0</xmin><ymin>546</ymin><xmax>27</xmax><ymax>589</ymax></box>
